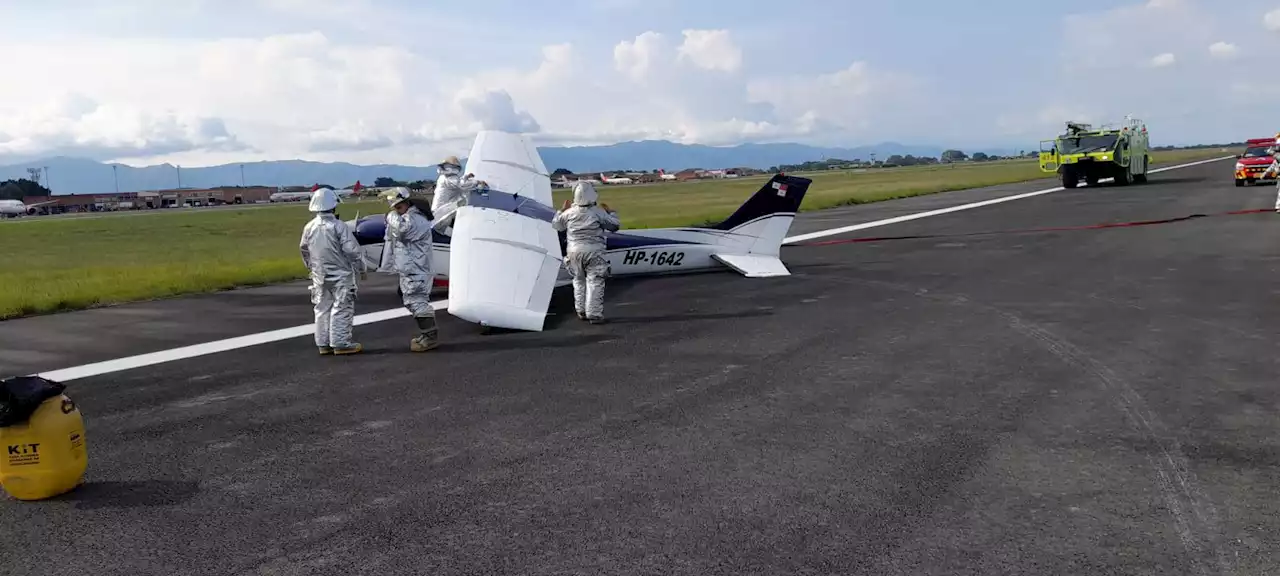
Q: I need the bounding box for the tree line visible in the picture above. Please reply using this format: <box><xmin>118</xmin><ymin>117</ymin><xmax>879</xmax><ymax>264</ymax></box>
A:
<box><xmin>771</xmin><ymin>149</ymin><xmax>1025</xmax><ymax>172</ymax></box>
<box><xmin>0</xmin><ymin>178</ymin><xmax>52</xmax><ymax>201</ymax></box>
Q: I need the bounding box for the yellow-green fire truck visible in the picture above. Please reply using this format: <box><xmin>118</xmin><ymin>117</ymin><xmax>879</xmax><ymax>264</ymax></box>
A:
<box><xmin>1039</xmin><ymin>116</ymin><xmax>1151</xmax><ymax>188</ymax></box>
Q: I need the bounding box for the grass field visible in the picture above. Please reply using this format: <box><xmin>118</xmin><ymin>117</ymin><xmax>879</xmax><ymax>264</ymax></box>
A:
<box><xmin>0</xmin><ymin>148</ymin><xmax>1230</xmax><ymax>320</ymax></box>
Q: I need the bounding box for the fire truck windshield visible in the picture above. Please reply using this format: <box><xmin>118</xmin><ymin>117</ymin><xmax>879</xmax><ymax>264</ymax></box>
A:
<box><xmin>1242</xmin><ymin>146</ymin><xmax>1272</xmax><ymax>158</ymax></box>
<box><xmin>1059</xmin><ymin>134</ymin><xmax>1119</xmax><ymax>154</ymax></box>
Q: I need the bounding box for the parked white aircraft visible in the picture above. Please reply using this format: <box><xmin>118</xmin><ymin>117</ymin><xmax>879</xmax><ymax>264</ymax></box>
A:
<box><xmin>335</xmin><ymin>182</ymin><xmax>364</xmax><ymax>199</ymax></box>
<box><xmin>553</xmin><ymin>175</ymin><xmax>601</xmax><ymax>187</ymax></box>
<box><xmin>270</xmin><ymin>181</ymin><xmax>365</xmax><ymax>203</ymax></box>
<box><xmin>348</xmin><ymin>130</ymin><xmax>812</xmax><ymax>332</ymax></box>
<box><xmin>0</xmin><ymin>198</ymin><xmax>56</xmax><ymax>218</ymax></box>
<box><xmin>269</xmin><ymin>189</ymin><xmax>312</xmax><ymax>202</ymax></box>
<box><xmin>657</xmin><ymin>169</ymin><xmax>678</xmax><ymax>181</ymax></box>
<box><xmin>599</xmin><ymin>173</ymin><xmax>634</xmax><ymax>185</ymax></box>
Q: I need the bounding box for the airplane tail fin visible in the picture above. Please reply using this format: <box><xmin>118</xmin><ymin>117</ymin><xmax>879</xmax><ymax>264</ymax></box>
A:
<box><xmin>704</xmin><ymin>173</ymin><xmax>811</xmax><ymax>256</ymax></box>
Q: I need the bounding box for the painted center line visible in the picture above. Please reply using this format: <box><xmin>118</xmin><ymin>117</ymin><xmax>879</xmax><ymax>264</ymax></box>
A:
<box><xmin>34</xmin><ymin>156</ymin><xmax>1231</xmax><ymax>382</ymax></box>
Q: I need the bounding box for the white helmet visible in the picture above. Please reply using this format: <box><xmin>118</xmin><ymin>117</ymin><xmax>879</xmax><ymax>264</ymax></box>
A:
<box><xmin>308</xmin><ymin>187</ymin><xmax>340</xmax><ymax>212</ymax></box>
<box><xmin>572</xmin><ymin>181</ymin><xmax>598</xmax><ymax>206</ymax></box>
<box><xmin>382</xmin><ymin>186</ymin><xmax>412</xmax><ymax>208</ymax></box>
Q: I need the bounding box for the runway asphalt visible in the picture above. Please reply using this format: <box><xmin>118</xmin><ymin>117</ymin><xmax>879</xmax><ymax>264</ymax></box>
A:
<box><xmin>3</xmin><ymin>157</ymin><xmax>1279</xmax><ymax>575</ymax></box>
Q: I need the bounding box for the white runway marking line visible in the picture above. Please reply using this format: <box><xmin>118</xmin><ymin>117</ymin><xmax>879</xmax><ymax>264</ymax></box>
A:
<box><xmin>37</xmin><ymin>301</ymin><xmax>448</xmax><ymax>382</ymax></box>
<box><xmin>782</xmin><ymin>155</ymin><xmax>1232</xmax><ymax>244</ymax></box>
<box><xmin>34</xmin><ymin>156</ymin><xmax>1232</xmax><ymax>382</ymax></box>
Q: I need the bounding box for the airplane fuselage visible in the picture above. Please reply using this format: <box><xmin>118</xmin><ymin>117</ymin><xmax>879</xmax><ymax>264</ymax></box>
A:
<box><xmin>272</xmin><ymin>188</ymin><xmax>356</xmax><ymax>203</ymax></box>
<box><xmin>396</xmin><ymin>237</ymin><xmax>722</xmax><ymax>286</ymax></box>
<box><xmin>0</xmin><ymin>200</ymin><xmax>37</xmax><ymax>217</ymax></box>
<box><xmin>351</xmin><ymin>187</ymin><xmax>785</xmax><ymax>285</ymax></box>
<box><xmin>270</xmin><ymin>193</ymin><xmax>311</xmax><ymax>202</ymax></box>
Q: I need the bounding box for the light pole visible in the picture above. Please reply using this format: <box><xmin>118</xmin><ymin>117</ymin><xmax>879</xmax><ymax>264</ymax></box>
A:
<box><xmin>240</xmin><ymin>164</ymin><xmax>245</xmax><ymax>187</ymax></box>
<box><xmin>176</xmin><ymin>165</ymin><xmax>182</xmax><ymax>189</ymax></box>
<box><xmin>113</xmin><ymin>165</ymin><xmax>119</xmax><ymax>194</ymax></box>
<box><xmin>43</xmin><ymin>166</ymin><xmax>50</xmax><ymax>193</ymax></box>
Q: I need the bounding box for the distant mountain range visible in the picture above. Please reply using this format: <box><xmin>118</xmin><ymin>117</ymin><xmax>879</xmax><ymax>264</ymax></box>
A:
<box><xmin>0</xmin><ymin>140</ymin><xmax>1024</xmax><ymax>195</ymax></box>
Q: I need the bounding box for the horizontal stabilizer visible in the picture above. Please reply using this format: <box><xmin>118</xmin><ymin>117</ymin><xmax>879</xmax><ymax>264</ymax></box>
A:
<box><xmin>712</xmin><ymin>253</ymin><xmax>791</xmax><ymax>278</ymax></box>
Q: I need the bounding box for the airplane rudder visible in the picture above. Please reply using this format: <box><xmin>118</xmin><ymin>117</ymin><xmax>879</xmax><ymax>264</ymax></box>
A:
<box><xmin>695</xmin><ymin>172</ymin><xmax>811</xmax><ymax>233</ymax></box>
<box><xmin>744</xmin><ymin>172</ymin><xmax>809</xmax><ymax>216</ymax></box>
<box><xmin>740</xmin><ymin>174</ymin><xmax>808</xmax><ymax>251</ymax></box>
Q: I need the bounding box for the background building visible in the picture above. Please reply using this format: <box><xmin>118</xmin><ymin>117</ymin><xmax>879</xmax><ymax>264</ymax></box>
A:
<box><xmin>21</xmin><ymin>186</ymin><xmax>275</xmax><ymax>214</ymax></box>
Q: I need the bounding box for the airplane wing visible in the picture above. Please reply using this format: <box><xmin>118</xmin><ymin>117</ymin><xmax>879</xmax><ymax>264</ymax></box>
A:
<box><xmin>447</xmin><ymin>131</ymin><xmax>563</xmax><ymax>332</ymax></box>
<box><xmin>462</xmin><ymin>131</ymin><xmax>553</xmax><ymax>206</ymax></box>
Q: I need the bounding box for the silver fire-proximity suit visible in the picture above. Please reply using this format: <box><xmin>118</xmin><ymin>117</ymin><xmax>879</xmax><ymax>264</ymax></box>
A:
<box><xmin>299</xmin><ymin>187</ymin><xmax>365</xmax><ymax>355</ymax></box>
<box><xmin>1263</xmin><ymin>141</ymin><xmax>1280</xmax><ymax>212</ymax></box>
<box><xmin>379</xmin><ymin>187</ymin><xmax>440</xmax><ymax>352</ymax></box>
<box><xmin>431</xmin><ymin>156</ymin><xmax>484</xmax><ymax>233</ymax></box>
<box><xmin>551</xmin><ymin>181</ymin><xmax>620</xmax><ymax>323</ymax></box>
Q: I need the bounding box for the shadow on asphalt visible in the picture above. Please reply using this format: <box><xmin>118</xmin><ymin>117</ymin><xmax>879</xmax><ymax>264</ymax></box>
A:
<box><xmin>50</xmin><ymin>480</ymin><xmax>201</xmax><ymax>510</ymax></box>
<box><xmin>1146</xmin><ymin>175</ymin><xmax>1207</xmax><ymax>185</ymax></box>
<box><xmin>606</xmin><ymin>309</ymin><xmax>775</xmax><ymax>324</ymax></box>
<box><xmin>441</xmin><ymin>333</ymin><xmax>615</xmax><ymax>353</ymax></box>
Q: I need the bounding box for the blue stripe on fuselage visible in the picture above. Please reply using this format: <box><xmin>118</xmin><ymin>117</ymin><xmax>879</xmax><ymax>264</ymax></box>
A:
<box><xmin>352</xmin><ymin>188</ymin><xmax>699</xmax><ymax>250</ymax></box>
<box><xmin>605</xmin><ymin>233</ymin><xmax>698</xmax><ymax>249</ymax></box>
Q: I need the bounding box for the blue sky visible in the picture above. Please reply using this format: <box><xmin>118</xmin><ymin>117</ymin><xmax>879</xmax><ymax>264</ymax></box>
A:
<box><xmin>0</xmin><ymin>0</ymin><xmax>1275</xmax><ymax>166</ymax></box>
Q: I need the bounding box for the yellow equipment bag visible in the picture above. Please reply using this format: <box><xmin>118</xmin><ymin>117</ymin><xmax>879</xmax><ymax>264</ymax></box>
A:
<box><xmin>0</xmin><ymin>377</ymin><xmax>88</xmax><ymax>501</ymax></box>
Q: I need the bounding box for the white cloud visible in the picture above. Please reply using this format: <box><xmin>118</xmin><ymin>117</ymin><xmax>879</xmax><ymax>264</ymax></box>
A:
<box><xmin>1209</xmin><ymin>41</ymin><xmax>1239</xmax><ymax>58</ymax></box>
<box><xmin>996</xmin><ymin>0</ymin><xmax>1265</xmax><ymax>145</ymax></box>
<box><xmin>0</xmin><ymin>24</ymin><xmax>923</xmax><ymax>167</ymax></box>
<box><xmin>0</xmin><ymin>92</ymin><xmax>247</xmax><ymax>163</ymax></box>
<box><xmin>747</xmin><ymin>62</ymin><xmax>926</xmax><ymax>142</ymax></box>
<box><xmin>676</xmin><ymin>30</ymin><xmax>743</xmax><ymax>73</ymax></box>
<box><xmin>262</xmin><ymin>0</ymin><xmax>373</xmax><ymax>18</ymax></box>
<box><xmin>0</xmin><ymin>32</ymin><xmax>452</xmax><ymax>164</ymax></box>
<box><xmin>306</xmin><ymin>120</ymin><xmax>394</xmax><ymax>153</ymax></box>
<box><xmin>1265</xmin><ymin>8</ymin><xmax>1280</xmax><ymax>31</ymax></box>
<box><xmin>1150</xmin><ymin>52</ymin><xmax>1177</xmax><ymax>67</ymax></box>
<box><xmin>613</xmin><ymin>32</ymin><xmax>667</xmax><ymax>83</ymax></box>
<box><xmin>15</xmin><ymin>0</ymin><xmax>1280</xmax><ymax>168</ymax></box>
<box><xmin>1059</xmin><ymin>0</ymin><xmax>1212</xmax><ymax>73</ymax></box>
<box><xmin>451</xmin><ymin>89</ymin><xmax>541</xmax><ymax>135</ymax></box>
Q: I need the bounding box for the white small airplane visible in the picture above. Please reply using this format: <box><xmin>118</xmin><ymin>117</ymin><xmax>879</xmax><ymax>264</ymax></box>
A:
<box><xmin>599</xmin><ymin>172</ymin><xmax>633</xmax><ymax>185</ymax></box>
<box><xmin>657</xmin><ymin>169</ymin><xmax>678</xmax><ymax>181</ymax></box>
<box><xmin>0</xmin><ymin>198</ymin><xmax>56</xmax><ymax>218</ymax></box>
<box><xmin>347</xmin><ymin>130</ymin><xmax>812</xmax><ymax>332</ymax></box>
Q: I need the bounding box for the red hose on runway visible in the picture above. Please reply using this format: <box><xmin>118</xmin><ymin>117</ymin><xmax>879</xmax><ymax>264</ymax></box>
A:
<box><xmin>795</xmin><ymin>208</ymin><xmax>1275</xmax><ymax>247</ymax></box>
